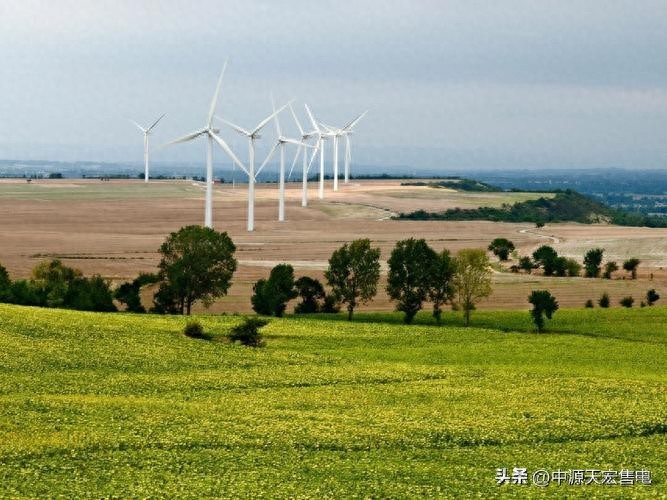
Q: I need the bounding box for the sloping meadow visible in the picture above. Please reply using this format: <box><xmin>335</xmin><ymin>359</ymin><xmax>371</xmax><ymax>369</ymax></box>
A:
<box><xmin>0</xmin><ymin>304</ymin><xmax>665</xmax><ymax>497</ymax></box>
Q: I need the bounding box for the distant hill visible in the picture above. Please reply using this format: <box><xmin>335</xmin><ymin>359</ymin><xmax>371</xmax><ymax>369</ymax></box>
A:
<box><xmin>401</xmin><ymin>178</ymin><xmax>502</xmax><ymax>192</ymax></box>
<box><xmin>396</xmin><ymin>189</ymin><xmax>667</xmax><ymax>227</ymax></box>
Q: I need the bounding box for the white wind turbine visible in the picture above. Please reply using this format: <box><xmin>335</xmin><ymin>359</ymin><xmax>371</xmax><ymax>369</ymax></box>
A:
<box><xmin>164</xmin><ymin>61</ymin><xmax>246</xmax><ymax>228</ymax></box>
<box><xmin>130</xmin><ymin>113</ymin><xmax>165</xmax><ymax>183</ymax></box>
<box><xmin>255</xmin><ymin>96</ymin><xmax>311</xmax><ymax>222</ymax></box>
<box><xmin>216</xmin><ymin>100</ymin><xmax>292</xmax><ymax>231</ymax></box>
<box><xmin>320</xmin><ymin>111</ymin><xmax>368</xmax><ymax>188</ymax></box>
<box><xmin>287</xmin><ymin>103</ymin><xmax>318</xmax><ymax>207</ymax></box>
<box><xmin>304</xmin><ymin>104</ymin><xmax>330</xmax><ymax>200</ymax></box>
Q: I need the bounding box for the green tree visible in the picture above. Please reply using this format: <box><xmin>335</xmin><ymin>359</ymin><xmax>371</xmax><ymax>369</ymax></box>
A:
<box><xmin>387</xmin><ymin>238</ymin><xmax>437</xmax><ymax>324</ymax></box>
<box><xmin>488</xmin><ymin>238</ymin><xmax>515</xmax><ymax>261</ymax></box>
<box><xmin>564</xmin><ymin>258</ymin><xmax>581</xmax><ymax>277</ymax></box>
<box><xmin>294</xmin><ymin>276</ymin><xmax>326</xmax><ymax>314</ymax></box>
<box><xmin>325</xmin><ymin>239</ymin><xmax>381</xmax><ymax>321</ymax></box>
<box><xmin>518</xmin><ymin>256</ymin><xmax>535</xmax><ymax>274</ymax></box>
<box><xmin>428</xmin><ymin>249</ymin><xmax>456</xmax><ymax>324</ymax></box>
<box><xmin>251</xmin><ymin>264</ymin><xmax>297</xmax><ymax>317</ymax></box>
<box><xmin>532</xmin><ymin>245</ymin><xmax>558</xmax><ymax>276</ymax></box>
<box><xmin>453</xmin><ymin>249</ymin><xmax>492</xmax><ymax>326</ymax></box>
<box><xmin>603</xmin><ymin>261</ymin><xmax>618</xmax><ymax>279</ymax></box>
<box><xmin>622</xmin><ymin>258</ymin><xmax>640</xmax><ymax>280</ymax></box>
<box><xmin>583</xmin><ymin>248</ymin><xmax>604</xmax><ymax>278</ymax></box>
<box><xmin>156</xmin><ymin>225</ymin><xmax>237</xmax><ymax>315</ymax></box>
<box><xmin>31</xmin><ymin>259</ymin><xmax>80</xmax><ymax>307</ymax></box>
<box><xmin>115</xmin><ymin>273</ymin><xmax>159</xmax><ymax>313</ymax></box>
<box><xmin>646</xmin><ymin>289</ymin><xmax>660</xmax><ymax>306</ymax></box>
<box><xmin>65</xmin><ymin>275</ymin><xmax>117</xmax><ymax>312</ymax></box>
<box><xmin>0</xmin><ymin>263</ymin><xmax>11</xmax><ymax>302</ymax></box>
<box><xmin>528</xmin><ymin>290</ymin><xmax>559</xmax><ymax>332</ymax></box>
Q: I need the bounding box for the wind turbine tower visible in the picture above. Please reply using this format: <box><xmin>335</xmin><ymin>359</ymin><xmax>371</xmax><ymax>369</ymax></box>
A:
<box><xmin>130</xmin><ymin>113</ymin><xmax>165</xmax><ymax>183</ymax></box>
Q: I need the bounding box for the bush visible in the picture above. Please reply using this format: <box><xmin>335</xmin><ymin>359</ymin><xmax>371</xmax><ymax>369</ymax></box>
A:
<box><xmin>488</xmin><ymin>238</ymin><xmax>515</xmax><ymax>261</ymax></box>
<box><xmin>585</xmin><ymin>299</ymin><xmax>594</xmax><ymax>308</ymax></box>
<box><xmin>229</xmin><ymin>317</ymin><xmax>268</xmax><ymax>347</ymax></box>
<box><xmin>294</xmin><ymin>276</ymin><xmax>325</xmax><ymax>314</ymax></box>
<box><xmin>598</xmin><ymin>292</ymin><xmax>610</xmax><ymax>308</ymax></box>
<box><xmin>321</xmin><ymin>294</ymin><xmax>341</xmax><ymax>313</ymax></box>
<box><xmin>183</xmin><ymin>320</ymin><xmax>211</xmax><ymax>340</ymax></box>
<box><xmin>583</xmin><ymin>248</ymin><xmax>604</xmax><ymax>278</ymax></box>
<box><xmin>251</xmin><ymin>264</ymin><xmax>297</xmax><ymax>317</ymax></box>
<box><xmin>646</xmin><ymin>289</ymin><xmax>660</xmax><ymax>306</ymax></box>
<box><xmin>619</xmin><ymin>296</ymin><xmax>634</xmax><ymax>308</ymax></box>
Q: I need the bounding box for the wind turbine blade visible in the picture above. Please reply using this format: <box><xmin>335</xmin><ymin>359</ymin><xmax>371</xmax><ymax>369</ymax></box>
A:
<box><xmin>289</xmin><ymin>102</ymin><xmax>304</xmax><ymax>136</ymax></box>
<box><xmin>304</xmin><ymin>104</ymin><xmax>321</xmax><ymax>133</ymax></box>
<box><xmin>306</xmin><ymin>142</ymin><xmax>320</xmax><ymax>173</ymax></box>
<box><xmin>216</xmin><ymin>116</ymin><xmax>251</xmax><ymax>137</ymax></box>
<box><xmin>147</xmin><ymin>113</ymin><xmax>166</xmax><ymax>133</ymax></box>
<box><xmin>346</xmin><ymin>135</ymin><xmax>352</xmax><ymax>162</ymax></box>
<box><xmin>319</xmin><ymin>122</ymin><xmax>337</xmax><ymax>133</ymax></box>
<box><xmin>252</xmin><ymin>100</ymin><xmax>292</xmax><ymax>136</ymax></box>
<box><xmin>208</xmin><ymin>59</ymin><xmax>228</xmax><ymax>127</ymax></box>
<box><xmin>130</xmin><ymin>120</ymin><xmax>146</xmax><ymax>133</ymax></box>
<box><xmin>255</xmin><ymin>141</ymin><xmax>280</xmax><ymax>180</ymax></box>
<box><xmin>163</xmin><ymin>128</ymin><xmax>206</xmax><ymax>146</ymax></box>
<box><xmin>343</xmin><ymin>110</ymin><xmax>368</xmax><ymax>131</ymax></box>
<box><xmin>288</xmin><ymin>145</ymin><xmax>302</xmax><ymax>180</ymax></box>
<box><xmin>210</xmin><ymin>132</ymin><xmax>250</xmax><ymax>177</ymax></box>
<box><xmin>270</xmin><ymin>92</ymin><xmax>281</xmax><ymax>138</ymax></box>
<box><xmin>283</xmin><ymin>138</ymin><xmax>307</xmax><ymax>147</ymax></box>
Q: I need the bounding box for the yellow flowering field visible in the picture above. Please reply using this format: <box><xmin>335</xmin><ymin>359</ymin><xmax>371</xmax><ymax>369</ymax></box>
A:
<box><xmin>0</xmin><ymin>304</ymin><xmax>665</xmax><ymax>497</ymax></box>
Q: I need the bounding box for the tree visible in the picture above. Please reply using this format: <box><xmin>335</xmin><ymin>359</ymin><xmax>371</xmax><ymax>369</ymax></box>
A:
<box><xmin>325</xmin><ymin>239</ymin><xmax>381</xmax><ymax>321</ymax></box>
<box><xmin>115</xmin><ymin>273</ymin><xmax>159</xmax><ymax>313</ymax></box>
<box><xmin>428</xmin><ymin>249</ymin><xmax>456</xmax><ymax>324</ymax></box>
<box><xmin>156</xmin><ymin>225</ymin><xmax>237</xmax><ymax>315</ymax></box>
<box><xmin>387</xmin><ymin>238</ymin><xmax>437</xmax><ymax>324</ymax></box>
<box><xmin>564</xmin><ymin>258</ymin><xmax>582</xmax><ymax>277</ymax></box>
<box><xmin>646</xmin><ymin>289</ymin><xmax>660</xmax><ymax>306</ymax></box>
<box><xmin>622</xmin><ymin>258</ymin><xmax>640</xmax><ymax>280</ymax></box>
<box><xmin>251</xmin><ymin>264</ymin><xmax>297</xmax><ymax>317</ymax></box>
<box><xmin>31</xmin><ymin>259</ymin><xmax>80</xmax><ymax>307</ymax></box>
<box><xmin>294</xmin><ymin>276</ymin><xmax>326</xmax><ymax>314</ymax></box>
<box><xmin>518</xmin><ymin>256</ymin><xmax>535</xmax><ymax>274</ymax></box>
<box><xmin>65</xmin><ymin>275</ymin><xmax>117</xmax><ymax>312</ymax></box>
<box><xmin>598</xmin><ymin>292</ymin><xmax>610</xmax><ymax>308</ymax></box>
<box><xmin>532</xmin><ymin>245</ymin><xmax>558</xmax><ymax>276</ymax></box>
<box><xmin>528</xmin><ymin>290</ymin><xmax>559</xmax><ymax>332</ymax></box>
<box><xmin>488</xmin><ymin>238</ymin><xmax>515</xmax><ymax>261</ymax></box>
<box><xmin>453</xmin><ymin>249</ymin><xmax>492</xmax><ymax>326</ymax></box>
<box><xmin>0</xmin><ymin>263</ymin><xmax>11</xmax><ymax>302</ymax></box>
<box><xmin>583</xmin><ymin>248</ymin><xmax>604</xmax><ymax>278</ymax></box>
<box><xmin>603</xmin><ymin>261</ymin><xmax>618</xmax><ymax>279</ymax></box>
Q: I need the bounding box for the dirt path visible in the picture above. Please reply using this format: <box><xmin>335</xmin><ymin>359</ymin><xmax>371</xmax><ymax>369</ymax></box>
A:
<box><xmin>518</xmin><ymin>226</ymin><xmax>561</xmax><ymax>244</ymax></box>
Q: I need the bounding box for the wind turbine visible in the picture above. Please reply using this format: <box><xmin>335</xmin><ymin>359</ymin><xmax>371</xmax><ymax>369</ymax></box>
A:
<box><xmin>320</xmin><ymin>111</ymin><xmax>368</xmax><ymax>187</ymax></box>
<box><xmin>287</xmin><ymin>103</ymin><xmax>318</xmax><ymax>207</ymax></box>
<box><xmin>130</xmin><ymin>113</ymin><xmax>165</xmax><ymax>183</ymax></box>
<box><xmin>304</xmin><ymin>104</ymin><xmax>330</xmax><ymax>200</ymax></box>
<box><xmin>164</xmin><ymin>60</ymin><xmax>246</xmax><ymax>228</ymax></box>
<box><xmin>216</xmin><ymin>100</ymin><xmax>291</xmax><ymax>231</ymax></box>
<box><xmin>255</xmin><ymin>96</ymin><xmax>310</xmax><ymax>222</ymax></box>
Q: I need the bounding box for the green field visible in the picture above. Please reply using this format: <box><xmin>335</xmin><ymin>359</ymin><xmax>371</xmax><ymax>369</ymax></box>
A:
<box><xmin>0</xmin><ymin>303</ymin><xmax>665</xmax><ymax>497</ymax></box>
<box><xmin>0</xmin><ymin>181</ymin><xmax>202</xmax><ymax>200</ymax></box>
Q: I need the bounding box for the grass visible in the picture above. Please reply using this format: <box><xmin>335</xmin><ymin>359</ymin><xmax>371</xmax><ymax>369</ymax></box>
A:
<box><xmin>0</xmin><ymin>303</ymin><xmax>664</xmax><ymax>497</ymax></box>
<box><xmin>0</xmin><ymin>181</ymin><xmax>202</xmax><ymax>200</ymax></box>
<box><xmin>377</xmin><ymin>189</ymin><xmax>555</xmax><ymax>207</ymax></box>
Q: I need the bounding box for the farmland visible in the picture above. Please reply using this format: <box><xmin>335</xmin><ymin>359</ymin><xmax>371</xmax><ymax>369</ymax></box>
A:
<box><xmin>0</xmin><ymin>178</ymin><xmax>665</xmax><ymax>313</ymax></box>
<box><xmin>0</xmin><ymin>303</ymin><xmax>664</xmax><ymax>496</ymax></box>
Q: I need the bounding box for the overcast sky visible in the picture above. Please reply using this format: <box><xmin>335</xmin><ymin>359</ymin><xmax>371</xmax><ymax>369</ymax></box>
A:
<box><xmin>2</xmin><ymin>0</ymin><xmax>667</xmax><ymax>170</ymax></box>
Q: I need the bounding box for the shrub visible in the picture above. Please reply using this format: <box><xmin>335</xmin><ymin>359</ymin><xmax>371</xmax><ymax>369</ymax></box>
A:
<box><xmin>619</xmin><ymin>296</ymin><xmax>634</xmax><ymax>308</ymax></box>
<box><xmin>585</xmin><ymin>299</ymin><xmax>594</xmax><ymax>308</ymax></box>
<box><xmin>602</xmin><ymin>261</ymin><xmax>618</xmax><ymax>279</ymax></box>
<box><xmin>623</xmin><ymin>258</ymin><xmax>641</xmax><ymax>280</ymax></box>
<box><xmin>294</xmin><ymin>276</ymin><xmax>325</xmax><ymax>314</ymax></box>
<box><xmin>598</xmin><ymin>293</ymin><xmax>610</xmax><ymax>308</ymax></box>
<box><xmin>183</xmin><ymin>320</ymin><xmax>211</xmax><ymax>340</ymax></box>
<box><xmin>229</xmin><ymin>317</ymin><xmax>268</xmax><ymax>347</ymax></box>
<box><xmin>321</xmin><ymin>294</ymin><xmax>341</xmax><ymax>313</ymax></box>
<box><xmin>564</xmin><ymin>258</ymin><xmax>582</xmax><ymax>277</ymax></box>
<box><xmin>646</xmin><ymin>289</ymin><xmax>660</xmax><ymax>306</ymax></box>
<box><xmin>532</xmin><ymin>246</ymin><xmax>558</xmax><ymax>276</ymax></box>
<box><xmin>251</xmin><ymin>264</ymin><xmax>297</xmax><ymax>317</ymax></box>
<box><xmin>518</xmin><ymin>256</ymin><xmax>535</xmax><ymax>274</ymax></box>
